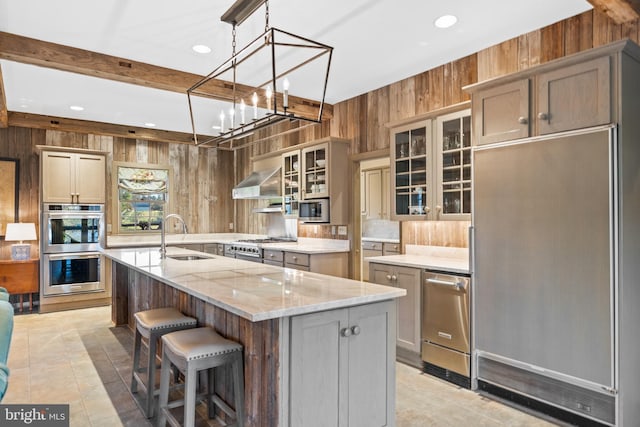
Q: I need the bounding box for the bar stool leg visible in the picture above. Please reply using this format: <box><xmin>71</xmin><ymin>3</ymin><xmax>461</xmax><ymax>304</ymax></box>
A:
<box><xmin>157</xmin><ymin>351</ymin><xmax>172</xmax><ymax>427</ymax></box>
<box><xmin>131</xmin><ymin>328</ymin><xmax>142</xmax><ymax>393</ymax></box>
<box><xmin>146</xmin><ymin>332</ymin><xmax>158</xmax><ymax>418</ymax></box>
<box><xmin>184</xmin><ymin>365</ymin><xmax>198</xmax><ymax>427</ymax></box>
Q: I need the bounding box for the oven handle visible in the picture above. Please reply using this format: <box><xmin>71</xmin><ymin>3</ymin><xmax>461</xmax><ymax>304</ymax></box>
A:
<box><xmin>47</xmin><ymin>253</ymin><xmax>101</xmax><ymax>260</ymax></box>
<box><xmin>46</xmin><ymin>213</ymin><xmax>103</xmax><ymax>219</ymax></box>
<box><xmin>426</xmin><ymin>278</ymin><xmax>465</xmax><ymax>291</ymax></box>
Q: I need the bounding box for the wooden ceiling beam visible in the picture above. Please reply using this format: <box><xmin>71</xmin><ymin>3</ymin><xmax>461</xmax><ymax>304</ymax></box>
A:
<box><xmin>8</xmin><ymin>111</ymin><xmax>201</xmax><ymax>145</ymax></box>
<box><xmin>0</xmin><ymin>63</ymin><xmax>7</xmax><ymax>128</ymax></box>
<box><xmin>0</xmin><ymin>31</ymin><xmax>332</xmax><ymax>120</ymax></box>
<box><xmin>587</xmin><ymin>0</ymin><xmax>640</xmax><ymax>24</ymax></box>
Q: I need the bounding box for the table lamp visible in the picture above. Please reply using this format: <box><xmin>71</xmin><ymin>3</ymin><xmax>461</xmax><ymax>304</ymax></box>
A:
<box><xmin>5</xmin><ymin>223</ymin><xmax>37</xmax><ymax>261</ymax></box>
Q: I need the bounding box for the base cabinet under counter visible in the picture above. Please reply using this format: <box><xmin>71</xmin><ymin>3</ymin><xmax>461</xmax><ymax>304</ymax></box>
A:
<box><xmin>283</xmin><ymin>251</ymin><xmax>348</xmax><ymax>278</ymax></box>
<box><xmin>288</xmin><ymin>300</ymin><xmax>396</xmax><ymax>427</ymax></box>
<box><xmin>369</xmin><ymin>262</ymin><xmax>422</xmax><ymax>368</ymax></box>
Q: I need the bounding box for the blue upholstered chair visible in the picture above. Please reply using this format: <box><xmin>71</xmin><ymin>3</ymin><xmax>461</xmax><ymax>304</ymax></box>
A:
<box><xmin>0</xmin><ymin>300</ymin><xmax>14</xmax><ymax>401</ymax></box>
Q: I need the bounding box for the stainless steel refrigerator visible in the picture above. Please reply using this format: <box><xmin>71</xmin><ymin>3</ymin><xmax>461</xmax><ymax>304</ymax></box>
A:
<box><xmin>473</xmin><ymin>126</ymin><xmax>619</xmax><ymax>425</ymax></box>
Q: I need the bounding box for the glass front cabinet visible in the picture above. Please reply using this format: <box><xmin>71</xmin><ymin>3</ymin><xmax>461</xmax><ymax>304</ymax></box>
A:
<box><xmin>391</xmin><ymin>120</ymin><xmax>433</xmax><ymax>219</ymax></box>
<box><xmin>435</xmin><ymin>109</ymin><xmax>472</xmax><ymax>219</ymax></box>
<box><xmin>301</xmin><ymin>143</ymin><xmax>329</xmax><ymax>199</ymax></box>
<box><xmin>390</xmin><ymin>108</ymin><xmax>471</xmax><ymax>221</ymax></box>
<box><xmin>282</xmin><ymin>151</ymin><xmax>300</xmax><ymax>217</ymax></box>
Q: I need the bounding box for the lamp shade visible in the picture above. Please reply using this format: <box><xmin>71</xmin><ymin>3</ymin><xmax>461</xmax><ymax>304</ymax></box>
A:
<box><xmin>4</xmin><ymin>223</ymin><xmax>37</xmax><ymax>242</ymax></box>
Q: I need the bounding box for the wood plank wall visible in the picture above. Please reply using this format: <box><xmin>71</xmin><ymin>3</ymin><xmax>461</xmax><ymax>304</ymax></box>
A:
<box><xmin>236</xmin><ymin>8</ymin><xmax>639</xmax><ymax>248</ymax></box>
<box><xmin>0</xmin><ymin>128</ymin><xmax>234</xmax><ymax>258</ymax></box>
<box><xmin>1</xmin><ymin>8</ymin><xmax>637</xmax><ymax>255</ymax></box>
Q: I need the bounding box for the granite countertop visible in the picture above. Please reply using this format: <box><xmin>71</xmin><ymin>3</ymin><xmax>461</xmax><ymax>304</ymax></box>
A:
<box><xmin>107</xmin><ymin>234</ymin><xmax>349</xmax><ymax>254</ymax></box>
<box><xmin>107</xmin><ymin>233</ymin><xmax>265</xmax><ymax>248</ymax></box>
<box><xmin>365</xmin><ymin>244</ymin><xmax>470</xmax><ymax>275</ymax></box>
<box><xmin>102</xmin><ymin>246</ymin><xmax>404</xmax><ymax>322</ymax></box>
<box><xmin>261</xmin><ymin>238</ymin><xmax>349</xmax><ymax>254</ymax></box>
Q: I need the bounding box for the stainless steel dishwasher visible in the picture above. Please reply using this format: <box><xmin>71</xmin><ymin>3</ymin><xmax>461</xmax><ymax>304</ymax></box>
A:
<box><xmin>422</xmin><ymin>271</ymin><xmax>471</xmax><ymax>388</ymax></box>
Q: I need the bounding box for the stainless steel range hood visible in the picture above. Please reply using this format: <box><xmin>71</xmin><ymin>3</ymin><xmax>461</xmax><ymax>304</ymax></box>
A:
<box><xmin>232</xmin><ymin>166</ymin><xmax>281</xmax><ymax>199</ymax></box>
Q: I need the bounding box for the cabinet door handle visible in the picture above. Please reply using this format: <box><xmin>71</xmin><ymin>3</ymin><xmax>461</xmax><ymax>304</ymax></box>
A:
<box><xmin>292</xmin><ymin>256</ymin><xmax>297</xmax><ymax>260</ymax></box>
<box><xmin>341</xmin><ymin>327</ymin><xmax>352</xmax><ymax>338</ymax></box>
<box><xmin>386</xmin><ymin>274</ymin><xmax>392</xmax><ymax>281</ymax></box>
<box><xmin>538</xmin><ymin>112</ymin><xmax>549</xmax><ymax>121</ymax></box>
<box><xmin>351</xmin><ymin>326</ymin><xmax>361</xmax><ymax>336</ymax></box>
<box><xmin>391</xmin><ymin>275</ymin><xmax>397</xmax><ymax>281</ymax></box>
<box><xmin>269</xmin><ymin>254</ymin><xmax>274</xmax><ymax>258</ymax></box>
<box><xmin>518</xmin><ymin>116</ymin><xmax>528</xmax><ymax>124</ymax></box>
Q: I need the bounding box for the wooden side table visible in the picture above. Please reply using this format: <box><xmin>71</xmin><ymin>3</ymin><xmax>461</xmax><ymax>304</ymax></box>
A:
<box><xmin>0</xmin><ymin>259</ymin><xmax>39</xmax><ymax>312</ymax></box>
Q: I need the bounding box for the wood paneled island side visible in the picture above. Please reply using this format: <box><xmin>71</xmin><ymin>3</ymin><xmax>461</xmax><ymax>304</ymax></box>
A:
<box><xmin>103</xmin><ymin>247</ymin><xmax>405</xmax><ymax>427</ymax></box>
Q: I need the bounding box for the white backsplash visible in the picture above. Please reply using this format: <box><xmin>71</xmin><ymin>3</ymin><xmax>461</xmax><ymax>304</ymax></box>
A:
<box><xmin>362</xmin><ymin>219</ymin><xmax>400</xmax><ymax>240</ymax></box>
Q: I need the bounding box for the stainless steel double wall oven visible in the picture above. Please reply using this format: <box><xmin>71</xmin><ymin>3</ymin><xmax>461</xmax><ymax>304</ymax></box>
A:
<box><xmin>41</xmin><ymin>203</ymin><xmax>105</xmax><ymax>296</ymax></box>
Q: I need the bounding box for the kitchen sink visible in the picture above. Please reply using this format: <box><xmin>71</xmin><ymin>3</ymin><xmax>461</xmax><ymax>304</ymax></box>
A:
<box><xmin>167</xmin><ymin>255</ymin><xmax>213</xmax><ymax>261</ymax></box>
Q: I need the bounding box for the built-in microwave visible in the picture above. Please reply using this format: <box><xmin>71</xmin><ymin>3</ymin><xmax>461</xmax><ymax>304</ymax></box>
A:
<box><xmin>298</xmin><ymin>198</ymin><xmax>330</xmax><ymax>223</ymax></box>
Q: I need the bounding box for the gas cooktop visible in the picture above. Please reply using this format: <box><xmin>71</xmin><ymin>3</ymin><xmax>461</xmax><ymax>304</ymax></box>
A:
<box><xmin>233</xmin><ymin>237</ymin><xmax>297</xmax><ymax>245</ymax></box>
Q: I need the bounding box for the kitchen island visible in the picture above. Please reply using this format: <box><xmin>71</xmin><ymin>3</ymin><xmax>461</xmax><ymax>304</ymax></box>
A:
<box><xmin>103</xmin><ymin>246</ymin><xmax>405</xmax><ymax>427</ymax></box>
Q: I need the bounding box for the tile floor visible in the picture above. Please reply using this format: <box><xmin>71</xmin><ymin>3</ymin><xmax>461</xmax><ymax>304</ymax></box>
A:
<box><xmin>4</xmin><ymin>306</ymin><xmax>562</xmax><ymax>426</ymax></box>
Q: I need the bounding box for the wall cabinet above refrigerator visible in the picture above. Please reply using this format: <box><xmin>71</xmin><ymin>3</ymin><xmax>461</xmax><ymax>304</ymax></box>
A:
<box><xmin>471</xmin><ymin>53</ymin><xmax>612</xmax><ymax>145</ymax></box>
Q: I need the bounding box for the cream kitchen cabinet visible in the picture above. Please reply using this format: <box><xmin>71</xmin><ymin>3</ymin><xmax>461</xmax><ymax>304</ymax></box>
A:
<box><xmin>470</xmin><ymin>54</ymin><xmax>612</xmax><ymax>145</ymax></box>
<box><xmin>435</xmin><ymin>109</ymin><xmax>472</xmax><ymax>219</ymax></box>
<box><xmin>382</xmin><ymin>242</ymin><xmax>400</xmax><ymax>255</ymax></box>
<box><xmin>289</xmin><ymin>300</ymin><xmax>396</xmax><ymax>427</ymax></box>
<box><xmin>284</xmin><ymin>251</ymin><xmax>348</xmax><ymax>278</ymax></box>
<box><xmin>41</xmin><ymin>150</ymin><xmax>106</xmax><ymax>204</ymax></box>
<box><xmin>361</xmin><ymin>168</ymin><xmax>391</xmax><ymax>220</ymax></box>
<box><xmin>390</xmin><ymin>109</ymin><xmax>471</xmax><ymax>221</ymax></box>
<box><xmin>280</xmin><ymin>137</ymin><xmax>349</xmax><ymax>224</ymax></box>
<box><xmin>369</xmin><ymin>262</ymin><xmax>421</xmax><ymax>367</ymax></box>
<box><xmin>390</xmin><ymin>120</ymin><xmax>433</xmax><ymax>220</ymax></box>
<box><xmin>282</xmin><ymin>151</ymin><xmax>300</xmax><ymax>218</ymax></box>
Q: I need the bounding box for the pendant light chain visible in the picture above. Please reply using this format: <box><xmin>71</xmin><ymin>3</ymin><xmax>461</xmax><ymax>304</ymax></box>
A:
<box><xmin>265</xmin><ymin>0</ymin><xmax>270</xmax><ymax>32</ymax></box>
<box><xmin>232</xmin><ymin>23</ymin><xmax>237</xmax><ymax>109</ymax></box>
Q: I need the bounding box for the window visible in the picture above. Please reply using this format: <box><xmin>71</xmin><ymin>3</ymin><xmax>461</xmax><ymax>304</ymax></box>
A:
<box><xmin>114</xmin><ymin>162</ymin><xmax>171</xmax><ymax>234</ymax></box>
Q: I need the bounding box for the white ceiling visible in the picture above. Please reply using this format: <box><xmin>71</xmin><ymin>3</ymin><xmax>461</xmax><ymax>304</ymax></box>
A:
<box><xmin>0</xmin><ymin>0</ymin><xmax>592</xmax><ymax>136</ymax></box>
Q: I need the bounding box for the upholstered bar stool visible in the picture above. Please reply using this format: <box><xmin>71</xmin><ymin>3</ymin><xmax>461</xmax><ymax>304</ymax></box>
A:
<box><xmin>157</xmin><ymin>327</ymin><xmax>244</xmax><ymax>427</ymax></box>
<box><xmin>131</xmin><ymin>307</ymin><xmax>197</xmax><ymax>418</ymax></box>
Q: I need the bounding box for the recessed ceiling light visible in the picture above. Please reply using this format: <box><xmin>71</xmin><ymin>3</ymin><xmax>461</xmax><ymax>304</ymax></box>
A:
<box><xmin>69</xmin><ymin>105</ymin><xmax>84</xmax><ymax>111</ymax></box>
<box><xmin>144</xmin><ymin>122</ymin><xmax>156</xmax><ymax>127</ymax></box>
<box><xmin>434</xmin><ymin>14</ymin><xmax>458</xmax><ymax>29</ymax></box>
<box><xmin>212</xmin><ymin>125</ymin><xmax>221</xmax><ymax>130</ymax></box>
<box><xmin>192</xmin><ymin>44</ymin><xmax>212</xmax><ymax>54</ymax></box>
<box><xmin>20</xmin><ymin>104</ymin><xmax>29</xmax><ymax>108</ymax></box>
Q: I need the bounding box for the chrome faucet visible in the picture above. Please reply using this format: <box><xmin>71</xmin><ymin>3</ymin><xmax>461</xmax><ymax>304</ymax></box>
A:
<box><xmin>160</xmin><ymin>213</ymin><xmax>188</xmax><ymax>259</ymax></box>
